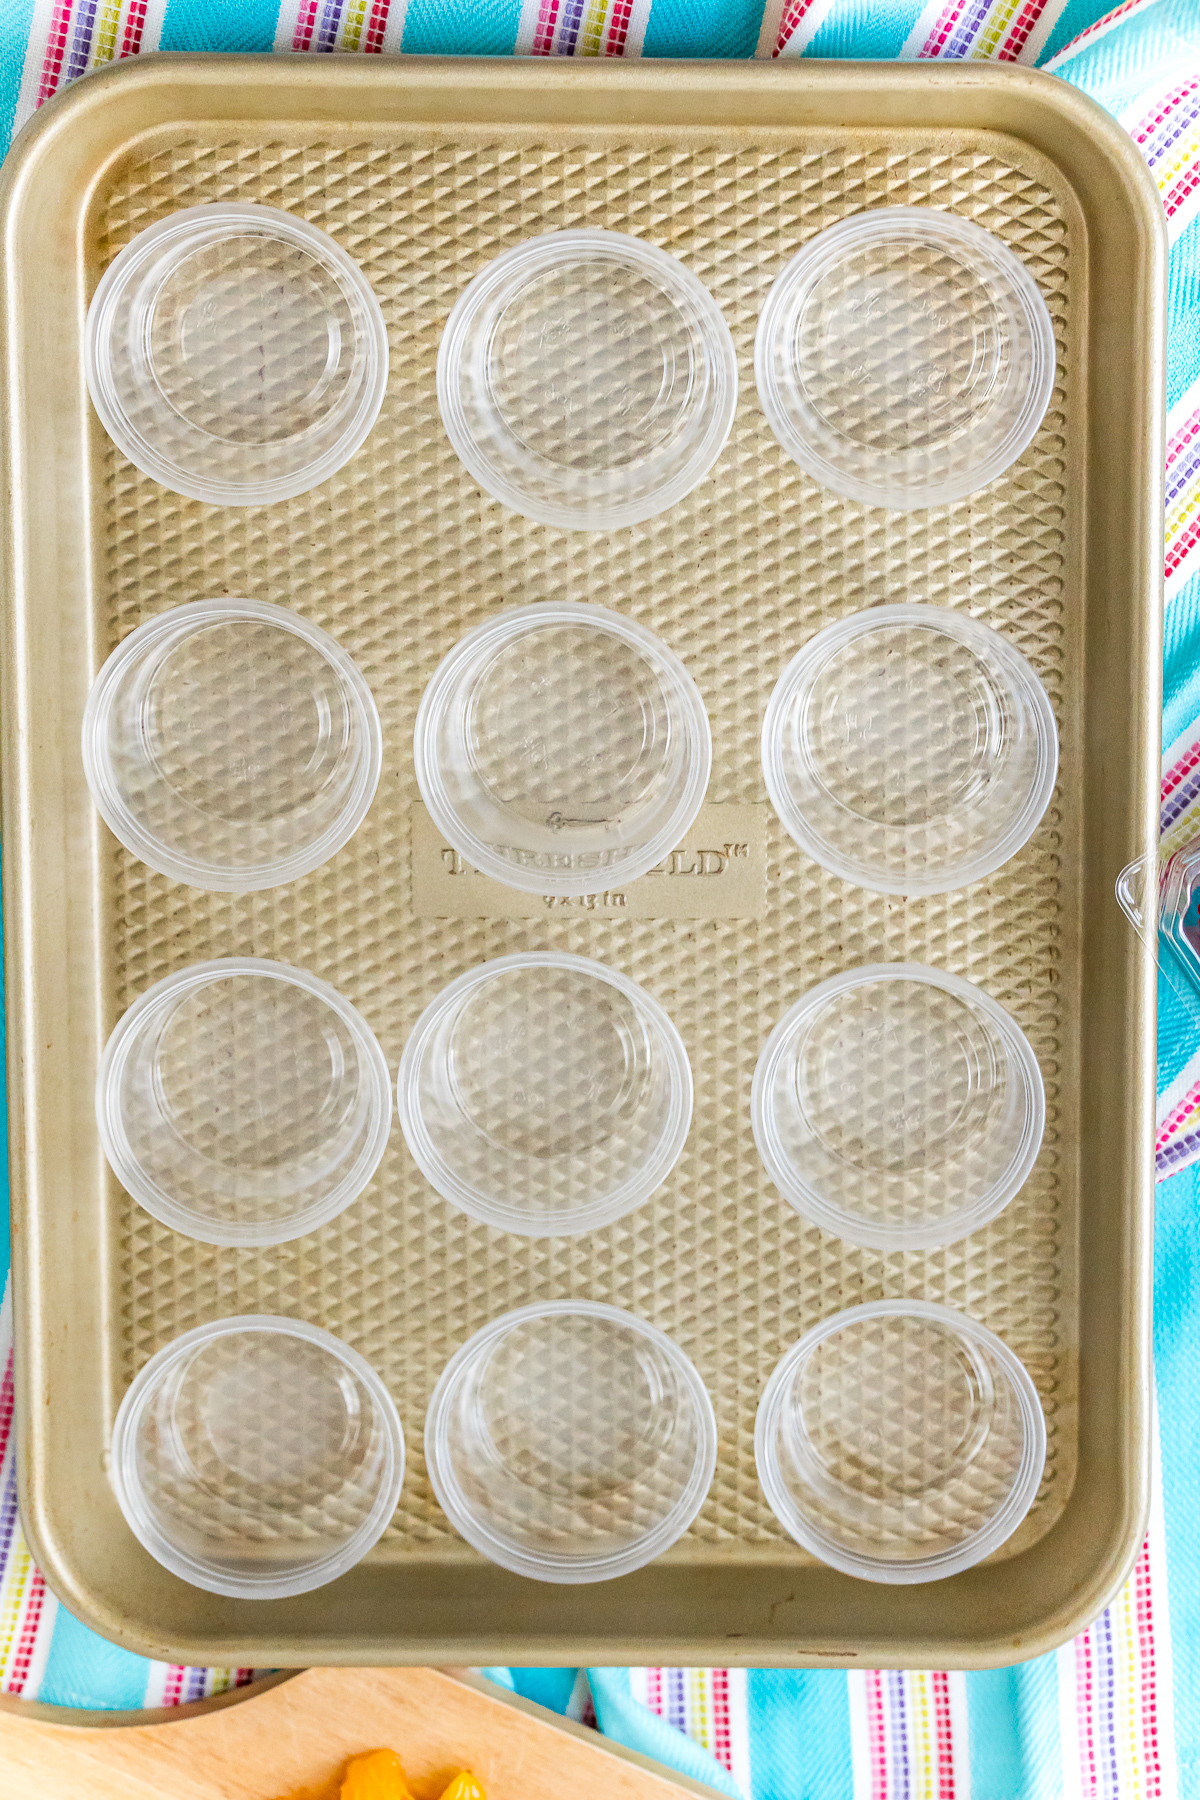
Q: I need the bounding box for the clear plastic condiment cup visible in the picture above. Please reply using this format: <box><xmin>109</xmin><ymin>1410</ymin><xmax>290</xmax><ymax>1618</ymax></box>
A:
<box><xmin>86</xmin><ymin>203</ymin><xmax>388</xmax><ymax>505</ymax></box>
<box><xmin>752</xmin><ymin>963</ymin><xmax>1045</xmax><ymax>1251</ymax></box>
<box><xmin>97</xmin><ymin>958</ymin><xmax>392</xmax><ymax>1247</ymax></box>
<box><xmin>755</xmin><ymin>206</ymin><xmax>1055</xmax><ymax>509</ymax></box>
<box><xmin>82</xmin><ymin>599</ymin><xmax>382</xmax><ymax>892</ymax></box>
<box><xmin>761</xmin><ymin>603</ymin><xmax>1057</xmax><ymax>895</ymax></box>
<box><xmin>397</xmin><ymin>951</ymin><xmax>692</xmax><ymax>1237</ymax></box>
<box><xmin>111</xmin><ymin>1315</ymin><xmax>405</xmax><ymax>1598</ymax></box>
<box><xmin>414</xmin><ymin>601</ymin><xmax>711</xmax><ymax>898</ymax></box>
<box><xmin>425</xmin><ymin>1300</ymin><xmax>717</xmax><ymax>1583</ymax></box>
<box><xmin>438</xmin><ymin>228</ymin><xmax>737</xmax><ymax>529</ymax></box>
<box><xmin>755</xmin><ymin>1301</ymin><xmax>1046</xmax><ymax>1584</ymax></box>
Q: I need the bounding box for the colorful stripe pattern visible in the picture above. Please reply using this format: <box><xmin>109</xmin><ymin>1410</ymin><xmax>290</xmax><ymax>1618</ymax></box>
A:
<box><xmin>1146</xmin><ymin>714</ymin><xmax>1200</xmax><ymax>1179</ymax></box>
<box><xmin>274</xmin><ymin>0</ymin><xmax>407</xmax><ymax>53</ymax></box>
<box><xmin>1156</xmin><ymin>1072</ymin><xmax>1200</xmax><ymax>1176</ymax></box>
<box><xmin>1154</xmin><ymin>1047</ymin><xmax>1200</xmax><ymax>1181</ymax></box>
<box><xmin>897</xmin><ymin>0</ymin><xmax>1069</xmax><ymax>62</ymax></box>
<box><xmin>1152</xmin><ymin>709</ymin><xmax>1200</xmax><ymax>1180</ymax></box>
<box><xmin>1054</xmin><ymin>1450</ymin><xmax>1180</xmax><ymax>1800</ymax></box>
<box><xmin>1043</xmin><ymin>0</ymin><xmax>1159</xmax><ymax>66</ymax></box>
<box><xmin>0</xmin><ymin>1286</ymin><xmax>53</xmax><ymax>1704</ymax></box>
<box><xmin>1160</xmin><ymin>730</ymin><xmax>1200</xmax><ymax>841</ymax></box>
<box><xmin>769</xmin><ymin>0</ymin><xmax>1068</xmax><ymax>57</ymax></box>
<box><xmin>1164</xmin><ymin>384</ymin><xmax>1200</xmax><ymax>603</ymax></box>
<box><xmin>515</xmin><ymin>0</ymin><xmax>650</xmax><ymax>56</ymax></box>
<box><xmin>770</xmin><ymin>0</ymin><xmax>833</xmax><ymax>56</ymax></box>
<box><xmin>627</xmin><ymin>1513</ymin><xmax>1173</xmax><ymax>1798</ymax></box>
<box><xmin>847</xmin><ymin>1670</ymin><xmax>971</xmax><ymax>1799</ymax></box>
<box><xmin>13</xmin><ymin>0</ymin><xmax>165</xmax><ymax>142</ymax></box>
<box><xmin>629</xmin><ymin>1667</ymin><xmax>753</xmax><ymax>1798</ymax></box>
<box><xmin>1120</xmin><ymin>75</ymin><xmax>1200</xmax><ymax>242</ymax></box>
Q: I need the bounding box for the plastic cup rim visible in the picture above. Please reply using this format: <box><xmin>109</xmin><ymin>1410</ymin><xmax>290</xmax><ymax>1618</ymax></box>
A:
<box><xmin>110</xmin><ymin>1313</ymin><xmax>406</xmax><ymax>1599</ymax></box>
<box><xmin>436</xmin><ymin>227</ymin><xmax>738</xmax><ymax>530</ymax></box>
<box><xmin>754</xmin><ymin>1299</ymin><xmax>1047</xmax><ymax>1584</ymax></box>
<box><xmin>413</xmin><ymin>600</ymin><xmax>712</xmax><ymax>898</ymax></box>
<box><xmin>397</xmin><ymin>950</ymin><xmax>694</xmax><ymax>1237</ymax></box>
<box><xmin>753</xmin><ymin>204</ymin><xmax>1057</xmax><ymax>511</ymax></box>
<box><xmin>96</xmin><ymin>956</ymin><xmax>393</xmax><ymax>1247</ymax></box>
<box><xmin>81</xmin><ymin>598</ymin><xmax>383</xmax><ymax>893</ymax></box>
<box><xmin>424</xmin><ymin>1299</ymin><xmax>718</xmax><ymax>1583</ymax></box>
<box><xmin>760</xmin><ymin>602</ymin><xmax>1059</xmax><ymax>896</ymax></box>
<box><xmin>84</xmin><ymin>201</ymin><xmax>390</xmax><ymax>506</ymax></box>
<box><xmin>750</xmin><ymin>961</ymin><xmax>1046</xmax><ymax>1251</ymax></box>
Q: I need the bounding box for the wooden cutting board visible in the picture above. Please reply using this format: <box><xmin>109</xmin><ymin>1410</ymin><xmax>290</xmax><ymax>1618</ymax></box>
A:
<box><xmin>0</xmin><ymin>1667</ymin><xmax>723</xmax><ymax>1800</ymax></box>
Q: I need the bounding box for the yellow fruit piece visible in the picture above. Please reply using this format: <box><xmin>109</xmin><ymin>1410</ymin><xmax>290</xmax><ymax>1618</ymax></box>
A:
<box><xmin>437</xmin><ymin>1776</ymin><xmax>486</xmax><ymax>1800</ymax></box>
<box><xmin>340</xmin><ymin>1748</ymin><xmax>416</xmax><ymax>1800</ymax></box>
<box><xmin>337</xmin><ymin>1750</ymin><xmax>485</xmax><ymax>1800</ymax></box>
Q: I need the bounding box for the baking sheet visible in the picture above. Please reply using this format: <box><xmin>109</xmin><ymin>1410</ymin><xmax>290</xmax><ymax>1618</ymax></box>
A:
<box><xmin>0</xmin><ymin>54</ymin><xmax>1163</xmax><ymax>1666</ymax></box>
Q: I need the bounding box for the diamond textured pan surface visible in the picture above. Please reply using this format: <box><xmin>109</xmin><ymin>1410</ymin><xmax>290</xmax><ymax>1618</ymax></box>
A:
<box><xmin>96</xmin><ymin>127</ymin><xmax>1078</xmax><ymax>1565</ymax></box>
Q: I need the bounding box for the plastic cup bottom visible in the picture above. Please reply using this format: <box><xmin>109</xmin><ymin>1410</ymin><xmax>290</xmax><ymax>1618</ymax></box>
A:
<box><xmin>414</xmin><ymin>601</ymin><xmax>711</xmax><ymax>898</ymax></box>
<box><xmin>761</xmin><ymin>603</ymin><xmax>1058</xmax><ymax>896</ymax></box>
<box><xmin>111</xmin><ymin>1316</ymin><xmax>405</xmax><ymax>1599</ymax></box>
<box><xmin>755</xmin><ymin>1301</ymin><xmax>1046</xmax><ymax>1584</ymax></box>
<box><xmin>85</xmin><ymin>203</ymin><xmax>388</xmax><ymax>505</ymax></box>
<box><xmin>751</xmin><ymin>963</ymin><xmax>1045</xmax><ymax>1251</ymax></box>
<box><xmin>82</xmin><ymin>599</ymin><xmax>382</xmax><ymax>893</ymax></box>
<box><xmin>755</xmin><ymin>206</ymin><xmax>1056</xmax><ymax>510</ymax></box>
<box><xmin>438</xmin><ymin>229</ymin><xmax>737</xmax><ymax>530</ymax></box>
<box><xmin>397</xmin><ymin>952</ymin><xmax>692</xmax><ymax>1237</ymax></box>
<box><xmin>425</xmin><ymin>1301</ymin><xmax>717</xmax><ymax>1583</ymax></box>
<box><xmin>97</xmin><ymin>958</ymin><xmax>392</xmax><ymax>1247</ymax></box>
